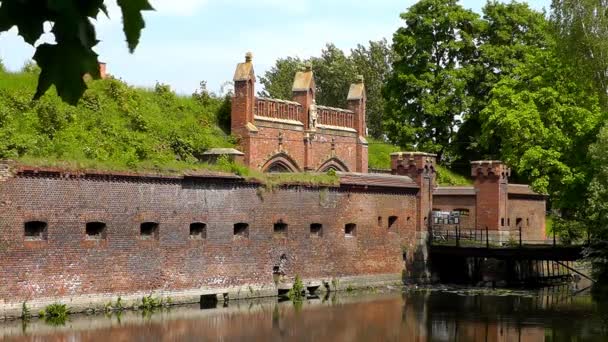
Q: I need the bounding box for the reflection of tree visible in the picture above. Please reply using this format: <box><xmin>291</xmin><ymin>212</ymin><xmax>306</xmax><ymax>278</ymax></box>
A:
<box><xmin>592</xmin><ymin>286</ymin><xmax>608</xmax><ymax>336</ymax></box>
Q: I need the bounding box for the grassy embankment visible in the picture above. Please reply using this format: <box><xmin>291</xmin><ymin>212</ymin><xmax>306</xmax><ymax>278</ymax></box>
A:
<box><xmin>0</xmin><ymin>65</ymin><xmax>339</xmax><ymax>186</ymax></box>
<box><xmin>367</xmin><ymin>138</ymin><xmax>471</xmax><ymax>186</ymax></box>
<box><xmin>0</xmin><ymin>64</ymin><xmax>465</xmax><ymax>187</ymax></box>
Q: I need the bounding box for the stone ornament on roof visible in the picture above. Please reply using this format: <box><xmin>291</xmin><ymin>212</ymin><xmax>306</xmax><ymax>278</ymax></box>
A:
<box><xmin>309</xmin><ymin>99</ymin><xmax>318</xmax><ymax>130</ymax></box>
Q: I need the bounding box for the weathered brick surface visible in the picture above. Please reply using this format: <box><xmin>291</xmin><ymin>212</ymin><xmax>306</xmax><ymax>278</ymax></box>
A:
<box><xmin>508</xmin><ymin>197</ymin><xmax>546</xmax><ymax>241</ymax></box>
<box><xmin>0</xmin><ymin>173</ymin><xmax>418</xmax><ymax>305</ymax></box>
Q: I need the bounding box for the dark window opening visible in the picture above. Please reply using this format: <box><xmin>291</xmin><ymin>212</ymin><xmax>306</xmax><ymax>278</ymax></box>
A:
<box><xmin>86</xmin><ymin>222</ymin><xmax>107</xmax><ymax>240</ymax></box>
<box><xmin>377</xmin><ymin>216</ymin><xmax>382</xmax><ymax>227</ymax></box>
<box><xmin>507</xmin><ymin>218</ymin><xmax>511</xmax><ymax>226</ymax></box>
<box><xmin>274</xmin><ymin>220</ymin><xmax>288</xmax><ymax>237</ymax></box>
<box><xmin>310</xmin><ymin>223</ymin><xmax>323</xmax><ymax>237</ymax></box>
<box><xmin>407</xmin><ymin>217</ymin><xmax>411</xmax><ymax>222</ymax></box>
<box><xmin>516</xmin><ymin>218</ymin><xmax>523</xmax><ymax>228</ymax></box>
<box><xmin>24</xmin><ymin>221</ymin><xmax>47</xmax><ymax>240</ymax></box>
<box><xmin>234</xmin><ymin>223</ymin><xmax>249</xmax><ymax>238</ymax></box>
<box><xmin>190</xmin><ymin>222</ymin><xmax>207</xmax><ymax>240</ymax></box>
<box><xmin>388</xmin><ymin>216</ymin><xmax>398</xmax><ymax>230</ymax></box>
<box><xmin>345</xmin><ymin>223</ymin><xmax>356</xmax><ymax>237</ymax></box>
<box><xmin>501</xmin><ymin>218</ymin><xmax>505</xmax><ymax>226</ymax></box>
<box><xmin>140</xmin><ymin>222</ymin><xmax>159</xmax><ymax>240</ymax></box>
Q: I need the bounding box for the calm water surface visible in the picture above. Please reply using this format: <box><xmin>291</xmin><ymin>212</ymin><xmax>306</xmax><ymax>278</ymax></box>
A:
<box><xmin>1</xmin><ymin>288</ymin><xmax>606</xmax><ymax>341</ymax></box>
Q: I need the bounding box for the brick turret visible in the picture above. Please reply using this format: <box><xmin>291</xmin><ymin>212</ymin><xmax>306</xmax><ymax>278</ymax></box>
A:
<box><xmin>348</xmin><ymin>75</ymin><xmax>368</xmax><ymax>173</ymax></box>
<box><xmin>471</xmin><ymin>160</ymin><xmax>510</xmax><ymax>232</ymax></box>
<box><xmin>391</xmin><ymin>152</ymin><xmax>436</xmax><ymax>232</ymax></box>
<box><xmin>231</xmin><ymin>52</ymin><xmax>256</xmax><ymax>135</ymax></box>
<box><xmin>292</xmin><ymin>63</ymin><xmax>316</xmax><ymax>130</ymax></box>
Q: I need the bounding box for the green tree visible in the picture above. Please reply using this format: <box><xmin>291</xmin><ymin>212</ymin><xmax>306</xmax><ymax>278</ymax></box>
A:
<box><xmin>350</xmin><ymin>39</ymin><xmax>393</xmax><ymax>138</ymax></box>
<box><xmin>479</xmin><ymin>43</ymin><xmax>604</xmax><ymax>214</ymax></box>
<box><xmin>585</xmin><ymin>124</ymin><xmax>608</xmax><ymax>282</ymax></box>
<box><xmin>454</xmin><ymin>1</ymin><xmax>552</xmax><ymax>169</ymax></box>
<box><xmin>551</xmin><ymin>0</ymin><xmax>608</xmax><ymax>109</ymax></box>
<box><xmin>311</xmin><ymin>43</ymin><xmax>357</xmax><ymax>108</ymax></box>
<box><xmin>258</xmin><ymin>41</ymin><xmax>392</xmax><ymax>137</ymax></box>
<box><xmin>384</xmin><ymin>0</ymin><xmax>480</xmax><ymax>161</ymax></box>
<box><xmin>0</xmin><ymin>0</ymin><xmax>154</xmax><ymax>105</ymax></box>
<box><xmin>258</xmin><ymin>57</ymin><xmax>304</xmax><ymax>99</ymax></box>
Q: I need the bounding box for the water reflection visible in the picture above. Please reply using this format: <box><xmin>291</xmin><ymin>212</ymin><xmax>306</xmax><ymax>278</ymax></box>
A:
<box><xmin>1</xmin><ymin>287</ymin><xmax>606</xmax><ymax>341</ymax></box>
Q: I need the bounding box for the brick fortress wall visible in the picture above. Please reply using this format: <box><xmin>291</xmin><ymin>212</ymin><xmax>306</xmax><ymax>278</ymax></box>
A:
<box><xmin>0</xmin><ymin>166</ymin><xmax>420</xmax><ymax>316</ymax></box>
<box><xmin>231</xmin><ymin>53</ymin><xmax>368</xmax><ymax>173</ymax></box>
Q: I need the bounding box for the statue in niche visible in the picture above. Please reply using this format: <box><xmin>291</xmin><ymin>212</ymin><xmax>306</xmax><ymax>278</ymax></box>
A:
<box><xmin>309</xmin><ymin>99</ymin><xmax>318</xmax><ymax>130</ymax></box>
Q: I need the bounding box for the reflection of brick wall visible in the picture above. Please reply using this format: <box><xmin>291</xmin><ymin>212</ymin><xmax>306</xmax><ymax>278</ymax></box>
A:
<box><xmin>0</xmin><ymin>170</ymin><xmax>417</xmax><ymax>306</ymax></box>
<box><xmin>231</xmin><ymin>54</ymin><xmax>368</xmax><ymax>173</ymax></box>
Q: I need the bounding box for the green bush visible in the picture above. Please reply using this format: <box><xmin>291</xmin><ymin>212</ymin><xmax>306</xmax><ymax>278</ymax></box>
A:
<box><xmin>40</xmin><ymin>303</ymin><xmax>69</xmax><ymax>326</ymax></box>
<box><xmin>0</xmin><ymin>69</ymin><xmax>234</xmax><ymax>171</ymax></box>
<box><xmin>287</xmin><ymin>275</ymin><xmax>305</xmax><ymax>302</ymax></box>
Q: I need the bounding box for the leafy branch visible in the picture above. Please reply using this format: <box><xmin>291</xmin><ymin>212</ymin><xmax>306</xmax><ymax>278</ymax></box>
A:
<box><xmin>0</xmin><ymin>0</ymin><xmax>154</xmax><ymax>104</ymax></box>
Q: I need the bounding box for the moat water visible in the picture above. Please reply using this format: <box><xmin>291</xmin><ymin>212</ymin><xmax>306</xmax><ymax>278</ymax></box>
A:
<box><xmin>1</xmin><ymin>287</ymin><xmax>606</xmax><ymax>341</ymax></box>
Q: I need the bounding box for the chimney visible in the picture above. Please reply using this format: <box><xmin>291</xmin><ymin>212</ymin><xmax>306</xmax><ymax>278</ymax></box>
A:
<box><xmin>98</xmin><ymin>62</ymin><xmax>107</xmax><ymax>79</ymax></box>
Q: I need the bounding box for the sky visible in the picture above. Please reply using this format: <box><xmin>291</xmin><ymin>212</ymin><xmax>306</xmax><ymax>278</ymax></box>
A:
<box><xmin>0</xmin><ymin>0</ymin><xmax>551</xmax><ymax>95</ymax></box>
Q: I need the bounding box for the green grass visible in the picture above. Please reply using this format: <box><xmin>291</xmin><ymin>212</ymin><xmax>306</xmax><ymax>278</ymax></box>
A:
<box><xmin>0</xmin><ymin>62</ymin><xmax>468</xmax><ymax>189</ymax></box>
<box><xmin>436</xmin><ymin>165</ymin><xmax>472</xmax><ymax>186</ymax></box>
<box><xmin>0</xmin><ymin>65</ymin><xmax>233</xmax><ymax>171</ymax></box>
<box><xmin>367</xmin><ymin>137</ymin><xmax>400</xmax><ymax>169</ymax></box>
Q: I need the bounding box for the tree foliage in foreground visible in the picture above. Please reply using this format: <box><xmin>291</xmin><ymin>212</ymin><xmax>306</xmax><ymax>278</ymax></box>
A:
<box><xmin>0</xmin><ymin>0</ymin><xmax>154</xmax><ymax>104</ymax></box>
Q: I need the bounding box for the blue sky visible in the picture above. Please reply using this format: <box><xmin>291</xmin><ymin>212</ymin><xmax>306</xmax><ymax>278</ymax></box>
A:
<box><xmin>0</xmin><ymin>0</ymin><xmax>550</xmax><ymax>94</ymax></box>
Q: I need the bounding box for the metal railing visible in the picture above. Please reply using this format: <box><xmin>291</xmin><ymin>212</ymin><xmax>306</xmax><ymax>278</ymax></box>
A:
<box><xmin>430</xmin><ymin>226</ymin><xmax>564</xmax><ymax>248</ymax></box>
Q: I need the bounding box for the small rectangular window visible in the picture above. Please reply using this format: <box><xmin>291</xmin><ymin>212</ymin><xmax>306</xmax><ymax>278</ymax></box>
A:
<box><xmin>501</xmin><ymin>218</ymin><xmax>505</xmax><ymax>226</ymax></box>
<box><xmin>140</xmin><ymin>222</ymin><xmax>159</xmax><ymax>240</ymax></box>
<box><xmin>274</xmin><ymin>221</ymin><xmax>288</xmax><ymax>237</ymax></box>
<box><xmin>388</xmin><ymin>216</ymin><xmax>398</xmax><ymax>230</ymax></box>
<box><xmin>24</xmin><ymin>221</ymin><xmax>47</xmax><ymax>241</ymax></box>
<box><xmin>345</xmin><ymin>223</ymin><xmax>356</xmax><ymax>237</ymax></box>
<box><xmin>86</xmin><ymin>222</ymin><xmax>107</xmax><ymax>240</ymax></box>
<box><xmin>310</xmin><ymin>223</ymin><xmax>323</xmax><ymax>237</ymax></box>
<box><xmin>377</xmin><ymin>216</ymin><xmax>382</xmax><ymax>227</ymax></box>
<box><xmin>190</xmin><ymin>222</ymin><xmax>207</xmax><ymax>240</ymax></box>
<box><xmin>234</xmin><ymin>223</ymin><xmax>249</xmax><ymax>239</ymax></box>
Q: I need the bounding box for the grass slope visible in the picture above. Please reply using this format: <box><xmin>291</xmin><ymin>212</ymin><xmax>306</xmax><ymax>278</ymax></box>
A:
<box><xmin>0</xmin><ymin>65</ymin><xmax>233</xmax><ymax>173</ymax></box>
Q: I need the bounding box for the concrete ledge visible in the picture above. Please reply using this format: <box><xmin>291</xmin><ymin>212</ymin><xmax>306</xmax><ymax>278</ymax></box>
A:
<box><xmin>0</xmin><ymin>273</ymin><xmax>403</xmax><ymax>320</ymax></box>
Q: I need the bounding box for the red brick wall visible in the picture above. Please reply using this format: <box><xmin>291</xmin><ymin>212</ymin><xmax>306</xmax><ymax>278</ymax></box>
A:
<box><xmin>0</xmin><ymin>173</ymin><xmax>418</xmax><ymax>304</ymax></box>
<box><xmin>508</xmin><ymin>197</ymin><xmax>546</xmax><ymax>241</ymax></box>
<box><xmin>432</xmin><ymin>195</ymin><xmax>477</xmax><ymax>228</ymax></box>
<box><xmin>231</xmin><ymin>56</ymin><xmax>367</xmax><ymax>173</ymax></box>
